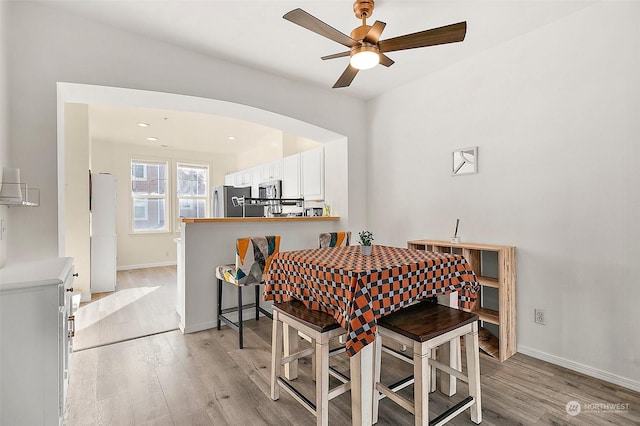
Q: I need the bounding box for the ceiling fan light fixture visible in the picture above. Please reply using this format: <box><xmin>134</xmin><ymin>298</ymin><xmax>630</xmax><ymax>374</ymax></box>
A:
<box><xmin>350</xmin><ymin>46</ymin><xmax>379</xmax><ymax>70</ymax></box>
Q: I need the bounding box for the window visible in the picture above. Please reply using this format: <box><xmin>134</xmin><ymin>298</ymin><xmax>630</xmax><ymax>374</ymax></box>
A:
<box><xmin>130</xmin><ymin>159</ymin><xmax>168</xmax><ymax>232</ymax></box>
<box><xmin>133</xmin><ymin>199</ymin><xmax>148</xmax><ymax>221</ymax></box>
<box><xmin>132</xmin><ymin>164</ymin><xmax>146</xmax><ymax>181</ymax></box>
<box><xmin>177</xmin><ymin>163</ymin><xmax>209</xmax><ymax>219</ymax></box>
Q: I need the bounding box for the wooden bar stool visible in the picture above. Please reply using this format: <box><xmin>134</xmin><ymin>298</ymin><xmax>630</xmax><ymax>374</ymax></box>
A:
<box><xmin>270</xmin><ymin>299</ymin><xmax>350</xmax><ymax>426</ymax></box>
<box><xmin>373</xmin><ymin>301</ymin><xmax>482</xmax><ymax>426</ymax></box>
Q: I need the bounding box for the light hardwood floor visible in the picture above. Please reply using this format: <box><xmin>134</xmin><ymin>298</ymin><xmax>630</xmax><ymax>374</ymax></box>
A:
<box><xmin>64</xmin><ymin>268</ymin><xmax>640</xmax><ymax>425</ymax></box>
<box><xmin>73</xmin><ymin>266</ymin><xmax>179</xmax><ymax>351</ymax></box>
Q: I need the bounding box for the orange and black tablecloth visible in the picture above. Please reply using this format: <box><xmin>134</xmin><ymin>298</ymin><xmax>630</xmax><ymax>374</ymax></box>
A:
<box><xmin>264</xmin><ymin>245</ymin><xmax>480</xmax><ymax>357</ymax></box>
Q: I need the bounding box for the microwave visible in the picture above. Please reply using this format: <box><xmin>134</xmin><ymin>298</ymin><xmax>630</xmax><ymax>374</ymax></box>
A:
<box><xmin>305</xmin><ymin>207</ymin><xmax>323</xmax><ymax>217</ymax></box>
<box><xmin>258</xmin><ymin>180</ymin><xmax>282</xmax><ymax>200</ymax></box>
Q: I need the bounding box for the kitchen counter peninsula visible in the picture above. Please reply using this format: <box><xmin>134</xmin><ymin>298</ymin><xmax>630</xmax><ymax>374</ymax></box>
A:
<box><xmin>177</xmin><ymin>216</ymin><xmax>343</xmax><ymax>334</ymax></box>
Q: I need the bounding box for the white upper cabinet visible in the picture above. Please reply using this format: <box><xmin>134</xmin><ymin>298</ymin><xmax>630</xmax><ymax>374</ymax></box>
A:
<box><xmin>235</xmin><ymin>170</ymin><xmax>252</xmax><ymax>187</ymax></box>
<box><xmin>264</xmin><ymin>160</ymin><xmax>282</xmax><ymax>181</ymax></box>
<box><xmin>226</xmin><ymin>147</ymin><xmax>324</xmax><ymax>201</ymax></box>
<box><xmin>282</xmin><ymin>154</ymin><xmax>301</xmax><ymax>198</ymax></box>
<box><xmin>251</xmin><ymin>167</ymin><xmax>263</xmax><ymax>197</ymax></box>
<box><xmin>301</xmin><ymin>146</ymin><xmax>324</xmax><ymax>201</ymax></box>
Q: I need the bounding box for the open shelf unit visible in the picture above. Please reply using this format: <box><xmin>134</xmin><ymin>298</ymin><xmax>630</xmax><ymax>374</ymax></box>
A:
<box><xmin>407</xmin><ymin>239</ymin><xmax>516</xmax><ymax>362</ymax></box>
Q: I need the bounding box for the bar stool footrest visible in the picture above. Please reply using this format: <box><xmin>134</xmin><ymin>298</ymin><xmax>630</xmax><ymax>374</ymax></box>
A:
<box><xmin>218</xmin><ymin>313</ymin><xmax>240</xmax><ymax>332</ymax></box>
<box><xmin>277</xmin><ymin>377</ymin><xmax>316</xmax><ymax>415</ymax></box>
<box><xmin>430</xmin><ymin>396</ymin><xmax>475</xmax><ymax>426</ymax></box>
<box><xmin>328</xmin><ymin>366</ymin><xmax>350</xmax><ymax>384</ymax></box>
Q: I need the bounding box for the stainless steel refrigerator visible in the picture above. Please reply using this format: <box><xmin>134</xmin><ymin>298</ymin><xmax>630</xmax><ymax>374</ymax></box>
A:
<box><xmin>211</xmin><ymin>185</ymin><xmax>263</xmax><ymax>217</ymax></box>
<box><xmin>90</xmin><ymin>173</ymin><xmax>117</xmax><ymax>293</ymax></box>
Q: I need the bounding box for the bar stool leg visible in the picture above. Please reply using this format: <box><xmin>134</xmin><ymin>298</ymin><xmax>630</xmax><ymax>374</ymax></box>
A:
<box><xmin>465</xmin><ymin>324</ymin><xmax>482</xmax><ymax>424</ymax></box>
<box><xmin>430</xmin><ymin>348</ymin><xmax>437</xmax><ymax>393</ymax></box>
<box><xmin>414</xmin><ymin>342</ymin><xmax>432</xmax><ymax>426</ymax></box>
<box><xmin>372</xmin><ymin>333</ymin><xmax>383</xmax><ymax>424</ymax></box>
<box><xmin>270</xmin><ymin>310</ymin><xmax>282</xmax><ymax>401</ymax></box>
<box><xmin>316</xmin><ymin>338</ymin><xmax>330</xmax><ymax>426</ymax></box>
<box><xmin>283</xmin><ymin>324</ymin><xmax>299</xmax><ymax>380</ymax></box>
<box><xmin>255</xmin><ymin>285</ymin><xmax>260</xmax><ymax>321</ymax></box>
<box><xmin>439</xmin><ymin>340</ymin><xmax>458</xmax><ymax>396</ymax></box>
<box><xmin>439</xmin><ymin>291</ymin><xmax>459</xmax><ymax>396</ymax></box>
<box><xmin>217</xmin><ymin>278</ymin><xmax>223</xmax><ymax>330</ymax></box>
<box><xmin>238</xmin><ymin>286</ymin><xmax>243</xmax><ymax>349</ymax></box>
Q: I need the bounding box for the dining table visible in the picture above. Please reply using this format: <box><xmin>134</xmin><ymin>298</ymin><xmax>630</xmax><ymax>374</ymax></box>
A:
<box><xmin>264</xmin><ymin>244</ymin><xmax>480</xmax><ymax>425</ymax></box>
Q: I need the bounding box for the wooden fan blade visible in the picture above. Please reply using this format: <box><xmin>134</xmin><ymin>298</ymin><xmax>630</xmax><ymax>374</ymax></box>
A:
<box><xmin>363</xmin><ymin>20</ymin><xmax>386</xmax><ymax>44</ymax></box>
<box><xmin>284</xmin><ymin>8</ymin><xmax>358</xmax><ymax>48</ymax></box>
<box><xmin>379</xmin><ymin>54</ymin><xmax>395</xmax><ymax>67</ymax></box>
<box><xmin>379</xmin><ymin>21</ymin><xmax>467</xmax><ymax>53</ymax></box>
<box><xmin>321</xmin><ymin>51</ymin><xmax>350</xmax><ymax>61</ymax></box>
<box><xmin>333</xmin><ymin>65</ymin><xmax>359</xmax><ymax>88</ymax></box>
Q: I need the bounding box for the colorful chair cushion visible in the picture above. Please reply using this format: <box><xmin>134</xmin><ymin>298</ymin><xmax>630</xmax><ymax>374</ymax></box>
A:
<box><xmin>216</xmin><ymin>236</ymin><xmax>281</xmax><ymax>286</ymax></box>
<box><xmin>319</xmin><ymin>231</ymin><xmax>351</xmax><ymax>248</ymax></box>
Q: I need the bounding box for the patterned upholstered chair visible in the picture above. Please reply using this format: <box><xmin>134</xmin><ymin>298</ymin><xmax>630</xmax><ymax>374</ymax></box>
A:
<box><xmin>318</xmin><ymin>231</ymin><xmax>351</xmax><ymax>248</ymax></box>
<box><xmin>216</xmin><ymin>235</ymin><xmax>281</xmax><ymax>349</ymax></box>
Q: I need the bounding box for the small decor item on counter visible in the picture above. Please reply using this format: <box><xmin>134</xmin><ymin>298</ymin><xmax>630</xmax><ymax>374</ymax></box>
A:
<box><xmin>450</xmin><ymin>218</ymin><xmax>461</xmax><ymax>243</ymax></box>
<box><xmin>323</xmin><ymin>203</ymin><xmax>331</xmax><ymax>217</ymax></box>
<box><xmin>358</xmin><ymin>230</ymin><xmax>374</xmax><ymax>255</ymax></box>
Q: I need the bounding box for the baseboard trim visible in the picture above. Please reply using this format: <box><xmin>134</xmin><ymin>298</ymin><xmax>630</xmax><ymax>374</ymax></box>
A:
<box><xmin>117</xmin><ymin>261</ymin><xmax>177</xmax><ymax>271</ymax></box>
<box><xmin>182</xmin><ymin>319</ymin><xmax>217</xmax><ymax>334</ymax></box>
<box><xmin>517</xmin><ymin>344</ymin><xmax>640</xmax><ymax>393</ymax></box>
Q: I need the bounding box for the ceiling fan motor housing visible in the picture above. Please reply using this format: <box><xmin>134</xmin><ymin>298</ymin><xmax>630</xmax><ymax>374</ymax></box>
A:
<box><xmin>353</xmin><ymin>0</ymin><xmax>374</xmax><ymax>19</ymax></box>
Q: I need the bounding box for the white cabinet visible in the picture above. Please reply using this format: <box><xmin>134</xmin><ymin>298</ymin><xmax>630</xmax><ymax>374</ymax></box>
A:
<box><xmin>264</xmin><ymin>160</ymin><xmax>282</xmax><ymax>181</ymax></box>
<box><xmin>282</xmin><ymin>154</ymin><xmax>301</xmax><ymax>198</ymax></box>
<box><xmin>251</xmin><ymin>166</ymin><xmax>263</xmax><ymax>197</ymax></box>
<box><xmin>0</xmin><ymin>257</ymin><xmax>75</xmax><ymax>426</ymax></box>
<box><xmin>234</xmin><ymin>170</ymin><xmax>252</xmax><ymax>187</ymax></box>
<box><xmin>301</xmin><ymin>146</ymin><xmax>325</xmax><ymax>201</ymax></box>
<box><xmin>224</xmin><ymin>174</ymin><xmax>234</xmax><ymax>186</ymax></box>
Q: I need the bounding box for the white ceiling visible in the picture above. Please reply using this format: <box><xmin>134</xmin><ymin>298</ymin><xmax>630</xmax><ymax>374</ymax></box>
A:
<box><xmin>89</xmin><ymin>104</ymin><xmax>286</xmax><ymax>155</ymax></box>
<box><xmin>48</xmin><ymin>0</ymin><xmax>592</xmax><ymax>153</ymax></box>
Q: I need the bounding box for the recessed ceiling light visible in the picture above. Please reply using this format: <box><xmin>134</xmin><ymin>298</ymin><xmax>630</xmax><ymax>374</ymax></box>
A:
<box><xmin>147</xmin><ymin>137</ymin><xmax>159</xmax><ymax>141</ymax></box>
<box><xmin>227</xmin><ymin>136</ymin><xmax>236</xmax><ymax>141</ymax></box>
<box><xmin>137</xmin><ymin>122</ymin><xmax>149</xmax><ymax>127</ymax></box>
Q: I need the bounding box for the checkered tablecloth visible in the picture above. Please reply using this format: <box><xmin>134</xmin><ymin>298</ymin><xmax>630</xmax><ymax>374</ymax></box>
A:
<box><xmin>264</xmin><ymin>245</ymin><xmax>480</xmax><ymax>357</ymax></box>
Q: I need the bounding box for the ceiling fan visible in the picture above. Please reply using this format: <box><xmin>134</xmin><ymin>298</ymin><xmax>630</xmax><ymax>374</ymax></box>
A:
<box><xmin>283</xmin><ymin>0</ymin><xmax>467</xmax><ymax>88</ymax></box>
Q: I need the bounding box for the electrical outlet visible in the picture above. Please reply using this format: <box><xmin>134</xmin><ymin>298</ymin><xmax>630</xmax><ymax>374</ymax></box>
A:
<box><xmin>535</xmin><ymin>309</ymin><xmax>546</xmax><ymax>325</ymax></box>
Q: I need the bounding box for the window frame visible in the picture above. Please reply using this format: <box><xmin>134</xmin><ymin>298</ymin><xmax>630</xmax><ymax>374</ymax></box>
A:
<box><xmin>130</xmin><ymin>158</ymin><xmax>170</xmax><ymax>234</ymax></box>
<box><xmin>176</xmin><ymin>162</ymin><xmax>210</xmax><ymax>221</ymax></box>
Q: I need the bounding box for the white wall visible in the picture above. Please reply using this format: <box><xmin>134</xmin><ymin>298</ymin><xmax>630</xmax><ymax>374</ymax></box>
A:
<box><xmin>367</xmin><ymin>2</ymin><xmax>640</xmax><ymax>390</ymax></box>
<box><xmin>64</xmin><ymin>103</ymin><xmax>91</xmax><ymax>298</ymax></box>
<box><xmin>0</xmin><ymin>1</ymin><xmax>9</xmax><ymax>267</ymax></box>
<box><xmin>4</xmin><ymin>1</ymin><xmax>367</xmax><ymax>264</ymax></box>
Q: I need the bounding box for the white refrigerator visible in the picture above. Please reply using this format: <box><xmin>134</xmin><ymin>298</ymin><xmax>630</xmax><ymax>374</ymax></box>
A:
<box><xmin>90</xmin><ymin>173</ymin><xmax>117</xmax><ymax>293</ymax></box>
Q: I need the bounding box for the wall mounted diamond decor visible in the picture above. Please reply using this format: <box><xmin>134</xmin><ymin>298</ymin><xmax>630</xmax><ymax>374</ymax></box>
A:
<box><xmin>452</xmin><ymin>146</ymin><xmax>477</xmax><ymax>176</ymax></box>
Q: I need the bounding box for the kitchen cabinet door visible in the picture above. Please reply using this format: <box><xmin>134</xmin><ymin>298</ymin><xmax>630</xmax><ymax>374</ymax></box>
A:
<box><xmin>235</xmin><ymin>170</ymin><xmax>251</xmax><ymax>187</ymax></box>
<box><xmin>267</xmin><ymin>160</ymin><xmax>282</xmax><ymax>181</ymax></box>
<box><xmin>282</xmin><ymin>154</ymin><xmax>301</xmax><ymax>198</ymax></box>
<box><xmin>251</xmin><ymin>167</ymin><xmax>263</xmax><ymax>197</ymax></box>
<box><xmin>0</xmin><ymin>257</ymin><xmax>75</xmax><ymax>426</ymax></box>
<box><xmin>301</xmin><ymin>147</ymin><xmax>324</xmax><ymax>201</ymax></box>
